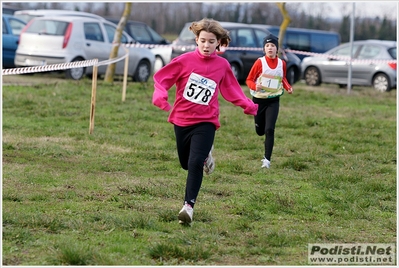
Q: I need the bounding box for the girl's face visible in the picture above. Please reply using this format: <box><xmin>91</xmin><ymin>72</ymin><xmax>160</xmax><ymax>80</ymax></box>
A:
<box><xmin>196</xmin><ymin>31</ymin><xmax>220</xmax><ymax>57</ymax></box>
<box><xmin>264</xmin><ymin>43</ymin><xmax>277</xmax><ymax>58</ymax></box>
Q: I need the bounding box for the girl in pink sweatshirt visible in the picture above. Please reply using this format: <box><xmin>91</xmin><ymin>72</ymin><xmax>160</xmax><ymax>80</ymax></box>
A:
<box><xmin>152</xmin><ymin>18</ymin><xmax>258</xmax><ymax>225</ymax></box>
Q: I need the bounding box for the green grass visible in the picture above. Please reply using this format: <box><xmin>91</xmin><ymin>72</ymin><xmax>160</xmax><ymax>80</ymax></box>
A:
<box><xmin>2</xmin><ymin>75</ymin><xmax>396</xmax><ymax>265</ymax></box>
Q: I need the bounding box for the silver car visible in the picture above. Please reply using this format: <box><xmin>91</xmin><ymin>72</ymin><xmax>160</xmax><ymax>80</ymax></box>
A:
<box><xmin>14</xmin><ymin>16</ymin><xmax>155</xmax><ymax>81</ymax></box>
<box><xmin>301</xmin><ymin>40</ymin><xmax>397</xmax><ymax>92</ymax></box>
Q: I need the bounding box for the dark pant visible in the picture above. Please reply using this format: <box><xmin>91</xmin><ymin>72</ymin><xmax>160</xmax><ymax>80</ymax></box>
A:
<box><xmin>253</xmin><ymin>97</ymin><xmax>280</xmax><ymax>161</ymax></box>
<box><xmin>174</xmin><ymin>122</ymin><xmax>215</xmax><ymax>208</ymax></box>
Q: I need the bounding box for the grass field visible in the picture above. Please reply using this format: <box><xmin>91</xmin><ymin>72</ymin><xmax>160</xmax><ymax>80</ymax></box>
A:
<box><xmin>2</xmin><ymin>74</ymin><xmax>397</xmax><ymax>265</ymax></box>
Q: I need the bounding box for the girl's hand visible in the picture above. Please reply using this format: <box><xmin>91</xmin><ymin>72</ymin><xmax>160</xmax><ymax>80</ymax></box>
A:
<box><xmin>255</xmin><ymin>83</ymin><xmax>263</xmax><ymax>92</ymax></box>
<box><xmin>287</xmin><ymin>87</ymin><xmax>293</xmax><ymax>94</ymax></box>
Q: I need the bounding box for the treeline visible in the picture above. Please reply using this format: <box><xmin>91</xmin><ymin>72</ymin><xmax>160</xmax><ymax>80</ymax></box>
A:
<box><xmin>8</xmin><ymin>2</ymin><xmax>397</xmax><ymax>42</ymax></box>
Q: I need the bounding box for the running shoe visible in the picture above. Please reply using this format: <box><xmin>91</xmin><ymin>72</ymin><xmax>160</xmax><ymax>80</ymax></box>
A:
<box><xmin>178</xmin><ymin>203</ymin><xmax>193</xmax><ymax>225</ymax></box>
<box><xmin>261</xmin><ymin>157</ymin><xmax>270</xmax><ymax>168</ymax></box>
<box><xmin>204</xmin><ymin>145</ymin><xmax>215</xmax><ymax>175</ymax></box>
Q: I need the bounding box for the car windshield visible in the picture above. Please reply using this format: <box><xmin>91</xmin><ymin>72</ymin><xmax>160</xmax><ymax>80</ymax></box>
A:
<box><xmin>14</xmin><ymin>14</ymin><xmax>37</xmax><ymax>23</ymax></box>
<box><xmin>179</xmin><ymin>23</ymin><xmax>195</xmax><ymax>42</ymax></box>
<box><xmin>104</xmin><ymin>23</ymin><xmax>128</xmax><ymax>43</ymax></box>
<box><xmin>25</xmin><ymin>20</ymin><xmax>69</xmax><ymax>36</ymax></box>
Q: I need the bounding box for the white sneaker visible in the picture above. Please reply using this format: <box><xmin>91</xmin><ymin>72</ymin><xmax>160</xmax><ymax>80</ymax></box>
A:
<box><xmin>204</xmin><ymin>145</ymin><xmax>215</xmax><ymax>175</ymax></box>
<box><xmin>261</xmin><ymin>157</ymin><xmax>270</xmax><ymax>168</ymax></box>
<box><xmin>178</xmin><ymin>203</ymin><xmax>193</xmax><ymax>225</ymax></box>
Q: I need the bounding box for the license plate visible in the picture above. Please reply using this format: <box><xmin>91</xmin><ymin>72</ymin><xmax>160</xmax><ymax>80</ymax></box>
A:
<box><xmin>25</xmin><ymin>59</ymin><xmax>46</xmax><ymax>66</ymax></box>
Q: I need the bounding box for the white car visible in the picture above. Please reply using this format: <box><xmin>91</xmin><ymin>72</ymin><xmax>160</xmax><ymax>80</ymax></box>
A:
<box><xmin>14</xmin><ymin>16</ymin><xmax>155</xmax><ymax>81</ymax></box>
<box><xmin>14</xmin><ymin>9</ymin><xmax>106</xmax><ymax>23</ymax></box>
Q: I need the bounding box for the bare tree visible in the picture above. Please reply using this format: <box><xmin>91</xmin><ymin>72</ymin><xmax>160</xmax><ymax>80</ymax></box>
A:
<box><xmin>276</xmin><ymin>2</ymin><xmax>291</xmax><ymax>58</ymax></box>
<box><xmin>104</xmin><ymin>3</ymin><xmax>131</xmax><ymax>82</ymax></box>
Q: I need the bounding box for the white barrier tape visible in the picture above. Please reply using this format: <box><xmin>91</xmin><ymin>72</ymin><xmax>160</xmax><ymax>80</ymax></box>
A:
<box><xmin>119</xmin><ymin>42</ymin><xmax>172</xmax><ymax>49</ymax></box>
<box><xmin>115</xmin><ymin>42</ymin><xmax>397</xmax><ymax>64</ymax></box>
<box><xmin>2</xmin><ymin>51</ymin><xmax>129</xmax><ymax>75</ymax></box>
<box><xmin>96</xmin><ymin>52</ymin><xmax>129</xmax><ymax>66</ymax></box>
<box><xmin>3</xmin><ymin>43</ymin><xmax>395</xmax><ymax>76</ymax></box>
<box><xmin>286</xmin><ymin>49</ymin><xmax>397</xmax><ymax>64</ymax></box>
<box><xmin>2</xmin><ymin>59</ymin><xmax>99</xmax><ymax>76</ymax></box>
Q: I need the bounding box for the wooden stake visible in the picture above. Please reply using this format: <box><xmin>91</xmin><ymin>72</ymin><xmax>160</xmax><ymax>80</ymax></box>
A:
<box><xmin>122</xmin><ymin>48</ymin><xmax>129</xmax><ymax>102</ymax></box>
<box><xmin>89</xmin><ymin>65</ymin><xmax>98</xmax><ymax>134</ymax></box>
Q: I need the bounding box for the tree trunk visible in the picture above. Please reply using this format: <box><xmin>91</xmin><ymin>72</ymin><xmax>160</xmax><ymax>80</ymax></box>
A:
<box><xmin>276</xmin><ymin>2</ymin><xmax>291</xmax><ymax>57</ymax></box>
<box><xmin>104</xmin><ymin>3</ymin><xmax>132</xmax><ymax>83</ymax></box>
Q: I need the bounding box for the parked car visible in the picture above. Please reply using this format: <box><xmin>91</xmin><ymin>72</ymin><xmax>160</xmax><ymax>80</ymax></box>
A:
<box><xmin>171</xmin><ymin>21</ymin><xmax>302</xmax><ymax>84</ymax></box>
<box><xmin>301</xmin><ymin>39</ymin><xmax>397</xmax><ymax>92</ymax></box>
<box><xmin>252</xmin><ymin>24</ymin><xmax>341</xmax><ymax>61</ymax></box>
<box><xmin>106</xmin><ymin>18</ymin><xmax>171</xmax><ymax>72</ymax></box>
<box><xmin>13</xmin><ymin>9</ymin><xmax>106</xmax><ymax>23</ymax></box>
<box><xmin>14</xmin><ymin>16</ymin><xmax>155</xmax><ymax>82</ymax></box>
<box><xmin>2</xmin><ymin>14</ymin><xmax>26</xmax><ymax>68</ymax></box>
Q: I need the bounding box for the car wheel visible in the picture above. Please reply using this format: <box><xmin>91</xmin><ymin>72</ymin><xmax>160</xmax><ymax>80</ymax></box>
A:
<box><xmin>372</xmin><ymin>73</ymin><xmax>391</xmax><ymax>92</ymax></box>
<box><xmin>133</xmin><ymin>60</ymin><xmax>151</xmax><ymax>82</ymax></box>
<box><xmin>153</xmin><ymin>56</ymin><xmax>164</xmax><ymax>73</ymax></box>
<box><xmin>230</xmin><ymin>63</ymin><xmax>241</xmax><ymax>82</ymax></box>
<box><xmin>286</xmin><ymin>66</ymin><xmax>296</xmax><ymax>85</ymax></box>
<box><xmin>304</xmin><ymin>67</ymin><xmax>321</xmax><ymax>86</ymax></box>
<box><xmin>65</xmin><ymin>58</ymin><xmax>85</xmax><ymax>80</ymax></box>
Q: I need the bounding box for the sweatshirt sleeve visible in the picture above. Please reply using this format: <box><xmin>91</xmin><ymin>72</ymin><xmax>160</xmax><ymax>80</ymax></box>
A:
<box><xmin>219</xmin><ymin>66</ymin><xmax>258</xmax><ymax>116</ymax></box>
<box><xmin>245</xmin><ymin>59</ymin><xmax>262</xmax><ymax>91</ymax></box>
<box><xmin>152</xmin><ymin>59</ymin><xmax>182</xmax><ymax>111</ymax></box>
<box><xmin>281</xmin><ymin>60</ymin><xmax>292</xmax><ymax>91</ymax></box>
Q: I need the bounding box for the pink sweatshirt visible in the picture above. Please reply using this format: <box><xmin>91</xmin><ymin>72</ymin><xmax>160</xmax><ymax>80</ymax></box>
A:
<box><xmin>153</xmin><ymin>48</ymin><xmax>258</xmax><ymax>129</ymax></box>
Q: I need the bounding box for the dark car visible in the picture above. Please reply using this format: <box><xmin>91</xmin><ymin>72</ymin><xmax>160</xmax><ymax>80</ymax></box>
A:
<box><xmin>106</xmin><ymin>18</ymin><xmax>171</xmax><ymax>72</ymax></box>
<box><xmin>171</xmin><ymin>21</ymin><xmax>302</xmax><ymax>84</ymax></box>
<box><xmin>2</xmin><ymin>14</ymin><xmax>26</xmax><ymax>68</ymax></box>
<box><xmin>301</xmin><ymin>39</ymin><xmax>397</xmax><ymax>92</ymax></box>
<box><xmin>2</xmin><ymin>4</ymin><xmax>20</xmax><ymax>15</ymax></box>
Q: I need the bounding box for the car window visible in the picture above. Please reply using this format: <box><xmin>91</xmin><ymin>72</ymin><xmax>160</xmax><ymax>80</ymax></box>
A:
<box><xmin>228</xmin><ymin>29</ymin><xmax>237</xmax><ymax>47</ymax></box>
<box><xmin>357</xmin><ymin>45</ymin><xmax>381</xmax><ymax>59</ymax></box>
<box><xmin>331</xmin><ymin>44</ymin><xmax>360</xmax><ymax>58</ymax></box>
<box><xmin>84</xmin><ymin>23</ymin><xmax>104</xmax><ymax>42</ymax></box>
<box><xmin>311</xmin><ymin>33</ymin><xmax>339</xmax><ymax>52</ymax></box>
<box><xmin>237</xmin><ymin>28</ymin><xmax>256</xmax><ymax>47</ymax></box>
<box><xmin>26</xmin><ymin>20</ymin><xmax>68</xmax><ymax>36</ymax></box>
<box><xmin>179</xmin><ymin>23</ymin><xmax>195</xmax><ymax>42</ymax></box>
<box><xmin>254</xmin><ymin>28</ymin><xmax>270</xmax><ymax>47</ymax></box>
<box><xmin>103</xmin><ymin>23</ymin><xmax>128</xmax><ymax>43</ymax></box>
<box><xmin>128</xmin><ymin>24</ymin><xmax>151</xmax><ymax>43</ymax></box>
<box><xmin>9</xmin><ymin>18</ymin><xmax>26</xmax><ymax>35</ymax></box>
<box><xmin>286</xmin><ymin>32</ymin><xmax>310</xmax><ymax>51</ymax></box>
<box><xmin>146</xmin><ymin>26</ymin><xmax>165</xmax><ymax>43</ymax></box>
<box><xmin>388</xmin><ymin>47</ymin><xmax>396</xmax><ymax>59</ymax></box>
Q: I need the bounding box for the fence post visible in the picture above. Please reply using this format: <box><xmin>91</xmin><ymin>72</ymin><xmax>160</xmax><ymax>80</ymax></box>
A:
<box><xmin>89</xmin><ymin>64</ymin><xmax>98</xmax><ymax>134</ymax></box>
<box><xmin>122</xmin><ymin>47</ymin><xmax>129</xmax><ymax>102</ymax></box>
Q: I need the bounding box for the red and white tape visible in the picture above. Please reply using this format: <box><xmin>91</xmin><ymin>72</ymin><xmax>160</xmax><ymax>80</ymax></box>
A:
<box><xmin>3</xmin><ymin>43</ymin><xmax>396</xmax><ymax>76</ymax></box>
<box><xmin>2</xmin><ymin>59</ymin><xmax>99</xmax><ymax>76</ymax></box>
<box><xmin>119</xmin><ymin>42</ymin><xmax>396</xmax><ymax>64</ymax></box>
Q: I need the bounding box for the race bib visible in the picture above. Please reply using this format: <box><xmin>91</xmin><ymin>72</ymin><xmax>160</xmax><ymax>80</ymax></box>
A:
<box><xmin>183</xmin><ymin>73</ymin><xmax>216</xmax><ymax>105</ymax></box>
<box><xmin>258</xmin><ymin>73</ymin><xmax>282</xmax><ymax>93</ymax></box>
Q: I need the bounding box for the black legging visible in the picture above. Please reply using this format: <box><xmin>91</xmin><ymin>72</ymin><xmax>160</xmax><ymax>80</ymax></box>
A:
<box><xmin>174</xmin><ymin>122</ymin><xmax>215</xmax><ymax>208</ymax></box>
<box><xmin>253</xmin><ymin>97</ymin><xmax>280</xmax><ymax>161</ymax></box>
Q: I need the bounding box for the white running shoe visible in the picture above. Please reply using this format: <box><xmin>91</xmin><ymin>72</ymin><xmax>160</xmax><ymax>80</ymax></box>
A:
<box><xmin>261</xmin><ymin>157</ymin><xmax>270</xmax><ymax>169</ymax></box>
<box><xmin>204</xmin><ymin>145</ymin><xmax>215</xmax><ymax>175</ymax></box>
<box><xmin>178</xmin><ymin>203</ymin><xmax>193</xmax><ymax>225</ymax></box>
